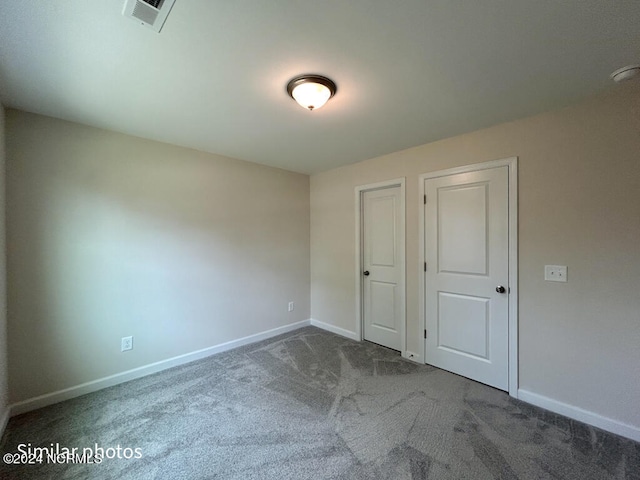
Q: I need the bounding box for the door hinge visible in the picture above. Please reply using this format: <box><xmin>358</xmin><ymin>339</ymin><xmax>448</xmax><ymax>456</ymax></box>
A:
<box><xmin>424</xmin><ymin>329</ymin><xmax>427</xmax><ymax>339</ymax></box>
<box><xmin>424</xmin><ymin>261</ymin><xmax>427</xmax><ymax>272</ymax></box>
<box><xmin>423</xmin><ymin>194</ymin><xmax>427</xmax><ymax>204</ymax></box>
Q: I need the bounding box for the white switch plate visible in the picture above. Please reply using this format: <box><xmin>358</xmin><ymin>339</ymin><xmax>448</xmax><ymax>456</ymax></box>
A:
<box><xmin>288</xmin><ymin>302</ymin><xmax>294</xmax><ymax>312</ymax></box>
<box><xmin>545</xmin><ymin>265</ymin><xmax>567</xmax><ymax>282</ymax></box>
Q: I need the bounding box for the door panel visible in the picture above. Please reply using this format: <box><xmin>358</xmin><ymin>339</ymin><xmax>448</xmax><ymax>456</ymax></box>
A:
<box><xmin>439</xmin><ymin>183</ymin><xmax>488</xmax><ymax>275</ymax></box>
<box><xmin>437</xmin><ymin>292</ymin><xmax>490</xmax><ymax>360</ymax></box>
<box><xmin>363</xmin><ymin>186</ymin><xmax>404</xmax><ymax>351</ymax></box>
<box><xmin>369</xmin><ymin>281</ymin><xmax>397</xmax><ymax>331</ymax></box>
<box><xmin>425</xmin><ymin>167</ymin><xmax>508</xmax><ymax>390</ymax></box>
<box><xmin>369</xmin><ymin>196</ymin><xmax>396</xmax><ymax>267</ymax></box>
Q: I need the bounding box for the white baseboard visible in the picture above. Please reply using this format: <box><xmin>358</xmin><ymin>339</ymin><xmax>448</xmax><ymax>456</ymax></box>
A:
<box><xmin>10</xmin><ymin>319</ymin><xmax>312</xmax><ymax>417</ymax></box>
<box><xmin>310</xmin><ymin>319</ymin><xmax>423</xmax><ymax>364</ymax></box>
<box><xmin>518</xmin><ymin>389</ymin><xmax>640</xmax><ymax>443</ymax></box>
<box><xmin>310</xmin><ymin>318</ymin><xmax>359</xmax><ymax>341</ymax></box>
<box><xmin>0</xmin><ymin>404</ymin><xmax>9</xmax><ymax>437</ymax></box>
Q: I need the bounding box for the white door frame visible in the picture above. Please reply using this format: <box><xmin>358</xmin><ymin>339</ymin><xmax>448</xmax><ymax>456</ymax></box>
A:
<box><xmin>419</xmin><ymin>158</ymin><xmax>518</xmax><ymax>397</ymax></box>
<box><xmin>355</xmin><ymin>178</ymin><xmax>406</xmax><ymax>354</ymax></box>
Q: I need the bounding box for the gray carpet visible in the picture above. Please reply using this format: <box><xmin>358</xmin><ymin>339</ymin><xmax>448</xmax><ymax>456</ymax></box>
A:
<box><xmin>0</xmin><ymin>326</ymin><xmax>638</xmax><ymax>479</ymax></box>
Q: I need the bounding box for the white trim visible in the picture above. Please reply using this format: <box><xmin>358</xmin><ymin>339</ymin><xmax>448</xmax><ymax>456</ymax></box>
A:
<box><xmin>9</xmin><ymin>320</ymin><xmax>311</xmax><ymax>417</ymax></box>
<box><xmin>507</xmin><ymin>159</ymin><xmax>519</xmax><ymax>397</ymax></box>
<box><xmin>354</xmin><ymin>178</ymin><xmax>407</xmax><ymax>354</ymax></box>
<box><xmin>418</xmin><ymin>175</ymin><xmax>427</xmax><ymax>363</ymax></box>
<box><xmin>419</xmin><ymin>157</ymin><xmax>518</xmax><ymax>179</ymax></box>
<box><xmin>402</xmin><ymin>351</ymin><xmax>424</xmax><ymax>364</ymax></box>
<box><xmin>0</xmin><ymin>405</ymin><xmax>9</xmax><ymax>437</ymax></box>
<box><xmin>310</xmin><ymin>318</ymin><xmax>359</xmax><ymax>341</ymax></box>
<box><xmin>418</xmin><ymin>157</ymin><xmax>519</xmax><ymax>397</ymax></box>
<box><xmin>518</xmin><ymin>389</ymin><xmax>640</xmax><ymax>443</ymax></box>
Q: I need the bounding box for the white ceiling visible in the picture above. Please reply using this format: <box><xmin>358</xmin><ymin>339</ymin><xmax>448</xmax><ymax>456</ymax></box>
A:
<box><xmin>0</xmin><ymin>1</ymin><xmax>638</xmax><ymax>174</ymax></box>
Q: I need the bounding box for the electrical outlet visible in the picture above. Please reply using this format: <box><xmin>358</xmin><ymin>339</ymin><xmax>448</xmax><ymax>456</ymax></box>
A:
<box><xmin>544</xmin><ymin>265</ymin><xmax>568</xmax><ymax>282</ymax></box>
<box><xmin>121</xmin><ymin>336</ymin><xmax>133</xmax><ymax>352</ymax></box>
<box><xmin>288</xmin><ymin>301</ymin><xmax>294</xmax><ymax>312</ymax></box>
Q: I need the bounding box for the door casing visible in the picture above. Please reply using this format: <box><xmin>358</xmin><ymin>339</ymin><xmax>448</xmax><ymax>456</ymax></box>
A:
<box><xmin>419</xmin><ymin>158</ymin><xmax>518</xmax><ymax>397</ymax></box>
<box><xmin>355</xmin><ymin>178</ymin><xmax>406</xmax><ymax>355</ymax></box>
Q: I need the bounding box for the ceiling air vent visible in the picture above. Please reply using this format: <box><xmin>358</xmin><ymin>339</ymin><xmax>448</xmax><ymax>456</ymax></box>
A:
<box><xmin>123</xmin><ymin>0</ymin><xmax>177</xmax><ymax>33</ymax></box>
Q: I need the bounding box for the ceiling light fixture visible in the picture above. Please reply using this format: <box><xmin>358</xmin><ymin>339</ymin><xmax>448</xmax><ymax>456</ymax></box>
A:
<box><xmin>286</xmin><ymin>75</ymin><xmax>337</xmax><ymax>111</ymax></box>
<box><xmin>610</xmin><ymin>64</ymin><xmax>640</xmax><ymax>83</ymax></box>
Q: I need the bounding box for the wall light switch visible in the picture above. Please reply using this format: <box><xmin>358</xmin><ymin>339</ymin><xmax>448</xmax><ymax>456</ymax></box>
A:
<box><xmin>288</xmin><ymin>302</ymin><xmax>294</xmax><ymax>312</ymax></box>
<box><xmin>545</xmin><ymin>265</ymin><xmax>567</xmax><ymax>282</ymax></box>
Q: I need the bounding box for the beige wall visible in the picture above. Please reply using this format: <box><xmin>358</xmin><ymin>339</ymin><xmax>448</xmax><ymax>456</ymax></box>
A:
<box><xmin>310</xmin><ymin>83</ymin><xmax>640</xmax><ymax>429</ymax></box>
<box><xmin>6</xmin><ymin>110</ymin><xmax>310</xmax><ymax>403</ymax></box>
<box><xmin>0</xmin><ymin>104</ymin><xmax>8</xmax><ymax>425</ymax></box>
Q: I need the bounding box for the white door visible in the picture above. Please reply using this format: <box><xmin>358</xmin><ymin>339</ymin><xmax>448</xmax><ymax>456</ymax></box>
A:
<box><xmin>424</xmin><ymin>166</ymin><xmax>509</xmax><ymax>390</ymax></box>
<box><xmin>362</xmin><ymin>186</ymin><xmax>404</xmax><ymax>351</ymax></box>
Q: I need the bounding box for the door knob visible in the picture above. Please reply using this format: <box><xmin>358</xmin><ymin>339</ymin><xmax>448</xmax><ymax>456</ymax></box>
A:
<box><xmin>496</xmin><ymin>285</ymin><xmax>506</xmax><ymax>294</ymax></box>
<box><xmin>363</xmin><ymin>270</ymin><xmax>370</xmax><ymax>276</ymax></box>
